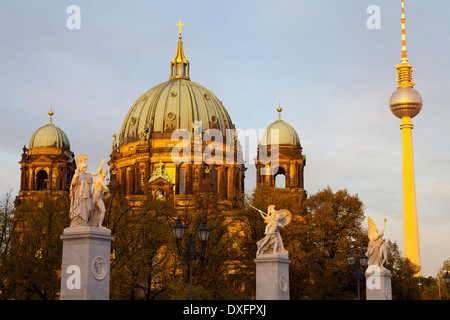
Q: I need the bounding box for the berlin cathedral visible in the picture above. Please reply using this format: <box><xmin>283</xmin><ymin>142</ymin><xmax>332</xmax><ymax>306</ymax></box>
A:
<box><xmin>16</xmin><ymin>27</ymin><xmax>307</xmax><ymax>210</ymax></box>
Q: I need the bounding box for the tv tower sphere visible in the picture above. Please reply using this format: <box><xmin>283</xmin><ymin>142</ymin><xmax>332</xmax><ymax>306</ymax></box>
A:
<box><xmin>389</xmin><ymin>86</ymin><xmax>422</xmax><ymax>119</ymax></box>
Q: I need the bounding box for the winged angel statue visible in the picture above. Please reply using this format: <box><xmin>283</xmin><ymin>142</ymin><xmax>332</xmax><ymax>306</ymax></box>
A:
<box><xmin>366</xmin><ymin>217</ymin><xmax>387</xmax><ymax>267</ymax></box>
<box><xmin>251</xmin><ymin>205</ymin><xmax>292</xmax><ymax>255</ymax></box>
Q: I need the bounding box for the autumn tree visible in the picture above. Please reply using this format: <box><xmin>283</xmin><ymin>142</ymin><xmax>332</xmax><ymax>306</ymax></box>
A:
<box><xmin>5</xmin><ymin>194</ymin><xmax>69</xmax><ymax>299</ymax></box>
<box><xmin>106</xmin><ymin>194</ymin><xmax>175</xmax><ymax>300</ymax></box>
<box><xmin>421</xmin><ymin>258</ymin><xmax>450</xmax><ymax>300</ymax></box>
<box><xmin>234</xmin><ymin>185</ymin><xmax>367</xmax><ymax>299</ymax></box>
<box><xmin>186</xmin><ymin>193</ymin><xmax>249</xmax><ymax>299</ymax></box>
<box><xmin>382</xmin><ymin>240</ymin><xmax>421</xmax><ymax>300</ymax></box>
<box><xmin>294</xmin><ymin>187</ymin><xmax>367</xmax><ymax>299</ymax></box>
<box><xmin>0</xmin><ymin>190</ymin><xmax>17</xmax><ymax>299</ymax></box>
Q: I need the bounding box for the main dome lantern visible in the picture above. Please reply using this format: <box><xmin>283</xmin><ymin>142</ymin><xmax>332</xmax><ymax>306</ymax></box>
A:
<box><xmin>118</xmin><ymin>27</ymin><xmax>235</xmax><ymax>146</ymax></box>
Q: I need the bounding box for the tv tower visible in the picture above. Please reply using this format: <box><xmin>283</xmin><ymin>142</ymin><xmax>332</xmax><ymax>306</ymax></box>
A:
<box><xmin>389</xmin><ymin>0</ymin><xmax>422</xmax><ymax>274</ymax></box>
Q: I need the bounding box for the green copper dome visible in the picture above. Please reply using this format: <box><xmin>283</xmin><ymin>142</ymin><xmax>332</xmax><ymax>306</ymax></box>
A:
<box><xmin>119</xmin><ymin>79</ymin><xmax>234</xmax><ymax>146</ymax></box>
<box><xmin>119</xmin><ymin>37</ymin><xmax>235</xmax><ymax>146</ymax></box>
<box><xmin>29</xmin><ymin>121</ymin><xmax>71</xmax><ymax>151</ymax></box>
<box><xmin>260</xmin><ymin>107</ymin><xmax>300</xmax><ymax>147</ymax></box>
<box><xmin>260</xmin><ymin>119</ymin><xmax>300</xmax><ymax>147</ymax></box>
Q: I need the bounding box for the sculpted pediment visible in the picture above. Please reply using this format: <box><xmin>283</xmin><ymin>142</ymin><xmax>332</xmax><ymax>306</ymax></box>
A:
<box><xmin>30</xmin><ymin>154</ymin><xmax>54</xmax><ymax>163</ymax></box>
<box><xmin>148</xmin><ymin>176</ymin><xmax>174</xmax><ymax>186</ymax></box>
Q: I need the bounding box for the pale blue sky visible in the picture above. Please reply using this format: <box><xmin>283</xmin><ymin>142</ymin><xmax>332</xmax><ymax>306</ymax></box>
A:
<box><xmin>1</xmin><ymin>0</ymin><xmax>449</xmax><ymax>277</ymax></box>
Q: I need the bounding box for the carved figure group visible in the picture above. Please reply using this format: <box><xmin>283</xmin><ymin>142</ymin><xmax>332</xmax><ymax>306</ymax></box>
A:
<box><xmin>69</xmin><ymin>155</ymin><xmax>109</xmax><ymax>228</ymax></box>
<box><xmin>149</xmin><ymin>160</ymin><xmax>172</xmax><ymax>183</ymax></box>
<box><xmin>252</xmin><ymin>205</ymin><xmax>291</xmax><ymax>255</ymax></box>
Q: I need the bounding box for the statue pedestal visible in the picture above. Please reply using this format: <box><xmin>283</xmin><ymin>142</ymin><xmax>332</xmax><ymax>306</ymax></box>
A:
<box><xmin>365</xmin><ymin>265</ymin><xmax>392</xmax><ymax>300</ymax></box>
<box><xmin>60</xmin><ymin>227</ymin><xmax>114</xmax><ymax>300</ymax></box>
<box><xmin>254</xmin><ymin>253</ymin><xmax>290</xmax><ymax>300</ymax></box>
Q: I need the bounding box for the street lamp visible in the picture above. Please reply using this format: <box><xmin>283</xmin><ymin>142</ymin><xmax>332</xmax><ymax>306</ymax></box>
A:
<box><xmin>443</xmin><ymin>271</ymin><xmax>450</xmax><ymax>294</ymax></box>
<box><xmin>347</xmin><ymin>251</ymin><xmax>369</xmax><ymax>300</ymax></box>
<box><xmin>172</xmin><ymin>217</ymin><xmax>211</xmax><ymax>300</ymax></box>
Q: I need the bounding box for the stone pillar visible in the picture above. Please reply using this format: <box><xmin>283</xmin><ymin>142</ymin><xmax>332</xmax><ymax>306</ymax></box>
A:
<box><xmin>254</xmin><ymin>253</ymin><xmax>290</xmax><ymax>300</ymax></box>
<box><xmin>60</xmin><ymin>227</ymin><xmax>114</xmax><ymax>300</ymax></box>
<box><xmin>289</xmin><ymin>162</ymin><xmax>296</xmax><ymax>188</ymax></box>
<box><xmin>227</xmin><ymin>165</ymin><xmax>236</xmax><ymax>201</ymax></box>
<box><xmin>217</xmin><ymin>167</ymin><xmax>223</xmax><ymax>197</ymax></box>
<box><xmin>20</xmin><ymin>166</ymin><xmax>26</xmax><ymax>191</ymax></box>
<box><xmin>365</xmin><ymin>265</ymin><xmax>392</xmax><ymax>300</ymax></box>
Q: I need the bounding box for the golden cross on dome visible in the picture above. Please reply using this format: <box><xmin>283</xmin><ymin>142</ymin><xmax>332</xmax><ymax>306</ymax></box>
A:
<box><xmin>176</xmin><ymin>20</ymin><xmax>184</xmax><ymax>37</ymax></box>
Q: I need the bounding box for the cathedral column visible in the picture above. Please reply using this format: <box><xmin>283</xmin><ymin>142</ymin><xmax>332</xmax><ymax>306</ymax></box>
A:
<box><xmin>192</xmin><ymin>164</ymin><xmax>201</xmax><ymax>193</ymax></box>
<box><xmin>289</xmin><ymin>162</ymin><xmax>296</xmax><ymax>188</ymax></box>
<box><xmin>256</xmin><ymin>163</ymin><xmax>261</xmax><ymax>186</ymax></box>
<box><xmin>20</xmin><ymin>166</ymin><xmax>27</xmax><ymax>191</ymax></box>
<box><xmin>299</xmin><ymin>163</ymin><xmax>304</xmax><ymax>189</ymax></box>
<box><xmin>285</xmin><ymin>164</ymin><xmax>290</xmax><ymax>188</ymax></box>
<box><xmin>217</xmin><ymin>167</ymin><xmax>223</xmax><ymax>197</ymax></box>
<box><xmin>126</xmin><ymin>167</ymin><xmax>133</xmax><ymax>195</ymax></box>
<box><xmin>48</xmin><ymin>167</ymin><xmax>53</xmax><ymax>191</ymax></box>
<box><xmin>227</xmin><ymin>165</ymin><xmax>236</xmax><ymax>201</ymax></box>
<box><xmin>117</xmin><ymin>168</ymin><xmax>124</xmax><ymax>193</ymax></box>
<box><xmin>134</xmin><ymin>164</ymin><xmax>140</xmax><ymax>194</ymax></box>
<box><xmin>62</xmin><ymin>167</ymin><xmax>67</xmax><ymax>191</ymax></box>
<box><xmin>175</xmin><ymin>164</ymin><xmax>180</xmax><ymax>194</ymax></box>
<box><xmin>186</xmin><ymin>165</ymin><xmax>192</xmax><ymax>194</ymax></box>
<box><xmin>31</xmin><ymin>167</ymin><xmax>36</xmax><ymax>190</ymax></box>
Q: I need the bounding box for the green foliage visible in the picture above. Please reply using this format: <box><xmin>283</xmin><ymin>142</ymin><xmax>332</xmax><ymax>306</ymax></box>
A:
<box><xmin>0</xmin><ymin>186</ymin><xmax>442</xmax><ymax>300</ymax></box>
<box><xmin>238</xmin><ymin>185</ymin><xmax>367</xmax><ymax>299</ymax></box>
<box><xmin>418</xmin><ymin>258</ymin><xmax>450</xmax><ymax>300</ymax></box>
<box><xmin>106</xmin><ymin>194</ymin><xmax>175</xmax><ymax>300</ymax></box>
<box><xmin>0</xmin><ymin>190</ymin><xmax>16</xmax><ymax>299</ymax></box>
<box><xmin>4</xmin><ymin>193</ymin><xmax>70</xmax><ymax>299</ymax></box>
<box><xmin>384</xmin><ymin>240</ymin><xmax>421</xmax><ymax>300</ymax></box>
<box><xmin>290</xmin><ymin>186</ymin><xmax>367</xmax><ymax>299</ymax></box>
<box><xmin>106</xmin><ymin>192</ymin><xmax>249</xmax><ymax>300</ymax></box>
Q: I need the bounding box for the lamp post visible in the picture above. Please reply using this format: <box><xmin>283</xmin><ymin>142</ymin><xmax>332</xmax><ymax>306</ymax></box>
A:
<box><xmin>443</xmin><ymin>271</ymin><xmax>450</xmax><ymax>295</ymax></box>
<box><xmin>347</xmin><ymin>251</ymin><xmax>369</xmax><ymax>300</ymax></box>
<box><xmin>172</xmin><ymin>217</ymin><xmax>210</xmax><ymax>300</ymax></box>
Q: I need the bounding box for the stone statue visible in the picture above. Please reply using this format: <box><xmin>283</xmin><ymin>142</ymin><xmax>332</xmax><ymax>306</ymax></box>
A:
<box><xmin>251</xmin><ymin>205</ymin><xmax>291</xmax><ymax>255</ymax></box>
<box><xmin>155</xmin><ymin>189</ymin><xmax>165</xmax><ymax>200</ymax></box>
<box><xmin>366</xmin><ymin>217</ymin><xmax>387</xmax><ymax>267</ymax></box>
<box><xmin>112</xmin><ymin>132</ymin><xmax>119</xmax><ymax>148</ymax></box>
<box><xmin>69</xmin><ymin>155</ymin><xmax>105</xmax><ymax>227</ymax></box>
<box><xmin>191</xmin><ymin>121</ymin><xmax>202</xmax><ymax>138</ymax></box>
<box><xmin>149</xmin><ymin>160</ymin><xmax>172</xmax><ymax>183</ymax></box>
<box><xmin>140</xmin><ymin>124</ymin><xmax>150</xmax><ymax>140</ymax></box>
<box><xmin>88</xmin><ymin>168</ymin><xmax>109</xmax><ymax>228</ymax></box>
<box><xmin>161</xmin><ymin>167</ymin><xmax>172</xmax><ymax>183</ymax></box>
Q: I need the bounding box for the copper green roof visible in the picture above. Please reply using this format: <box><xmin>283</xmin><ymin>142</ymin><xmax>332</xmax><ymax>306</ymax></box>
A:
<box><xmin>260</xmin><ymin>119</ymin><xmax>300</xmax><ymax>147</ymax></box>
<box><xmin>29</xmin><ymin>122</ymin><xmax>71</xmax><ymax>150</ymax></box>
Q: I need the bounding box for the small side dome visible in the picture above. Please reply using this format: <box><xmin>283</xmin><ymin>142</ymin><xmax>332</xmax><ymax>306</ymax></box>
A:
<box><xmin>260</xmin><ymin>107</ymin><xmax>300</xmax><ymax>146</ymax></box>
<box><xmin>29</xmin><ymin>110</ymin><xmax>71</xmax><ymax>151</ymax></box>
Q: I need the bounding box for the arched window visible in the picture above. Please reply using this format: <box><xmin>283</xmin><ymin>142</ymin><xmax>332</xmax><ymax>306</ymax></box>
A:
<box><xmin>274</xmin><ymin>166</ymin><xmax>286</xmax><ymax>188</ymax></box>
<box><xmin>36</xmin><ymin>170</ymin><xmax>48</xmax><ymax>190</ymax></box>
